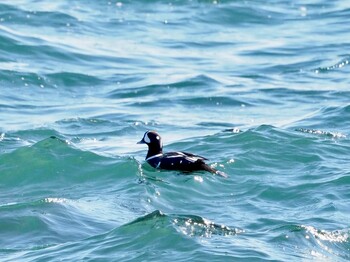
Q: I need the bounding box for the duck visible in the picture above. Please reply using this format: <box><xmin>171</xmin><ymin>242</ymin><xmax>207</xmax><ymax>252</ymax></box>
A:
<box><xmin>137</xmin><ymin>131</ymin><xmax>227</xmax><ymax>178</ymax></box>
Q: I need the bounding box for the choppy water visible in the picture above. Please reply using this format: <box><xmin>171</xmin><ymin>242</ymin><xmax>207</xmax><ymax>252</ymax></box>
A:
<box><xmin>1</xmin><ymin>0</ymin><xmax>350</xmax><ymax>261</ymax></box>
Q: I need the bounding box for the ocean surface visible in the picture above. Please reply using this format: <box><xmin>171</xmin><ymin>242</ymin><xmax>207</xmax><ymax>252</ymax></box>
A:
<box><xmin>1</xmin><ymin>0</ymin><xmax>349</xmax><ymax>261</ymax></box>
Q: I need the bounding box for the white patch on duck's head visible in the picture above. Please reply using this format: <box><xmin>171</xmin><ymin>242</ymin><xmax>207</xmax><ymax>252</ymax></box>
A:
<box><xmin>144</xmin><ymin>131</ymin><xmax>151</xmax><ymax>144</ymax></box>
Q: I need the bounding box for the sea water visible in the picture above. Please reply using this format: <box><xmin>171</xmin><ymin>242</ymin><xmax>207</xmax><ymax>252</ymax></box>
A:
<box><xmin>0</xmin><ymin>1</ymin><xmax>349</xmax><ymax>261</ymax></box>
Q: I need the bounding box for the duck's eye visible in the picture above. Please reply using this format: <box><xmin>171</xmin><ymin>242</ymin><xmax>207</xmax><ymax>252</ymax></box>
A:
<box><xmin>156</xmin><ymin>136</ymin><xmax>160</xmax><ymax>140</ymax></box>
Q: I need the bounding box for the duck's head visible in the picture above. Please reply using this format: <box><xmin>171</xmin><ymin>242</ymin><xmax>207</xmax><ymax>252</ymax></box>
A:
<box><xmin>137</xmin><ymin>130</ymin><xmax>163</xmax><ymax>151</ymax></box>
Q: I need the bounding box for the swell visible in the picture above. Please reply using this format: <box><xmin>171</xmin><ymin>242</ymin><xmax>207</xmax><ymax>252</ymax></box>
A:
<box><xmin>1</xmin><ymin>70</ymin><xmax>104</xmax><ymax>91</ymax></box>
<box><xmin>107</xmin><ymin>74</ymin><xmax>222</xmax><ymax>99</ymax></box>
<box><xmin>271</xmin><ymin>224</ymin><xmax>350</xmax><ymax>261</ymax></box>
<box><xmin>0</xmin><ymin>3</ymin><xmax>77</xmax><ymax>24</ymax></box>
<box><xmin>107</xmin><ymin>74</ymin><xmax>249</xmax><ymax>109</ymax></box>
<box><xmin>0</xmin><ymin>22</ymin><xmax>145</xmax><ymax>77</ymax></box>
<box><xmin>0</xmin><ymin>197</ymin><xmax>112</xmax><ymax>251</ymax></box>
<box><xmin>290</xmin><ymin>104</ymin><xmax>350</xmax><ymax>132</ymax></box>
<box><xmin>4</xmin><ymin>209</ymin><xmax>348</xmax><ymax>261</ymax></box>
<box><xmin>1</xmin><ymin>210</ymin><xmax>242</xmax><ymax>261</ymax></box>
<box><xmin>0</xmin><ymin>136</ymin><xmax>138</xmax><ymax>195</ymax></box>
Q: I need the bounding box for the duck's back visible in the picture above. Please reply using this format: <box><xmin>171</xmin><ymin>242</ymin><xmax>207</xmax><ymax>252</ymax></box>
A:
<box><xmin>147</xmin><ymin>151</ymin><xmax>211</xmax><ymax>172</ymax></box>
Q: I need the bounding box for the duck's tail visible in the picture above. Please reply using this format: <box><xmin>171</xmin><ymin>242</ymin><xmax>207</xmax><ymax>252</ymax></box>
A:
<box><xmin>201</xmin><ymin>163</ymin><xmax>228</xmax><ymax>178</ymax></box>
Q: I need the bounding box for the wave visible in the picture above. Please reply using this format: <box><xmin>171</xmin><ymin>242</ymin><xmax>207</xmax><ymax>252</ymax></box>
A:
<box><xmin>279</xmin><ymin>224</ymin><xmax>350</xmax><ymax>261</ymax></box>
<box><xmin>124</xmin><ymin>210</ymin><xmax>241</xmax><ymax>237</ymax></box>
<box><xmin>196</xmin><ymin>2</ymin><xmax>285</xmax><ymax>26</ymax></box>
<box><xmin>0</xmin><ymin>209</ymin><xmax>241</xmax><ymax>261</ymax></box>
<box><xmin>0</xmin><ymin>197</ymin><xmax>110</xmax><ymax>251</ymax></box>
<box><xmin>107</xmin><ymin>74</ymin><xmax>223</xmax><ymax>99</ymax></box>
<box><xmin>112</xmin><ymin>75</ymin><xmax>249</xmax><ymax>109</ymax></box>
<box><xmin>290</xmin><ymin>105</ymin><xmax>350</xmax><ymax>133</ymax></box>
<box><xmin>2</xmin><ymin>126</ymin><xmax>349</xmax><ymax>260</ymax></box>
<box><xmin>4</xmin><ymin>209</ymin><xmax>348</xmax><ymax>261</ymax></box>
<box><xmin>0</xmin><ymin>3</ymin><xmax>78</xmax><ymax>27</ymax></box>
<box><xmin>0</xmin><ymin>136</ymin><xmax>137</xmax><ymax>191</ymax></box>
<box><xmin>45</xmin><ymin>72</ymin><xmax>105</xmax><ymax>88</ymax></box>
<box><xmin>295</xmin><ymin>128</ymin><xmax>347</xmax><ymax>139</ymax></box>
<box><xmin>315</xmin><ymin>57</ymin><xmax>350</xmax><ymax>73</ymax></box>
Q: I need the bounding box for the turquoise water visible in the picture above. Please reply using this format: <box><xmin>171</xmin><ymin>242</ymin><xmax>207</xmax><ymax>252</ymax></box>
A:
<box><xmin>1</xmin><ymin>0</ymin><xmax>349</xmax><ymax>261</ymax></box>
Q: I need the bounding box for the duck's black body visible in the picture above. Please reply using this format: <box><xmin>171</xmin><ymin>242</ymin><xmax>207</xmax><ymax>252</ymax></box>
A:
<box><xmin>138</xmin><ymin>131</ymin><xmax>227</xmax><ymax>177</ymax></box>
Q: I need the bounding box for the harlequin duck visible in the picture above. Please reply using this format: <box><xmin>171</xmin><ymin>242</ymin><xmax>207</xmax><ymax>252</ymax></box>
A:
<box><xmin>137</xmin><ymin>131</ymin><xmax>227</xmax><ymax>178</ymax></box>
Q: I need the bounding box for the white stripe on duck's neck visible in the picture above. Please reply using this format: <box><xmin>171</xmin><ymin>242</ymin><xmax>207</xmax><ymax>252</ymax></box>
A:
<box><xmin>146</xmin><ymin>153</ymin><xmax>163</xmax><ymax>161</ymax></box>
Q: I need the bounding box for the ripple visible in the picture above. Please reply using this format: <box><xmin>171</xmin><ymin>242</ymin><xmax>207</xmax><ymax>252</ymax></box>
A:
<box><xmin>315</xmin><ymin>57</ymin><xmax>350</xmax><ymax>73</ymax></box>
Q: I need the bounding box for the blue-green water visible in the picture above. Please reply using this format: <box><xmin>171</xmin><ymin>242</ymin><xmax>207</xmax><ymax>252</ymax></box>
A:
<box><xmin>1</xmin><ymin>0</ymin><xmax>349</xmax><ymax>261</ymax></box>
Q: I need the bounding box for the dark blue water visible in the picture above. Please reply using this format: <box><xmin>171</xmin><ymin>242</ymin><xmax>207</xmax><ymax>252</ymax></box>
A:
<box><xmin>1</xmin><ymin>1</ymin><xmax>349</xmax><ymax>261</ymax></box>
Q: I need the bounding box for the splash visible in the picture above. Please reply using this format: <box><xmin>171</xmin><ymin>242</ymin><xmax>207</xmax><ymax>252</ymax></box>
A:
<box><xmin>315</xmin><ymin>58</ymin><xmax>349</xmax><ymax>73</ymax></box>
<box><xmin>43</xmin><ymin>198</ymin><xmax>67</xmax><ymax>204</ymax></box>
<box><xmin>173</xmin><ymin>214</ymin><xmax>243</xmax><ymax>238</ymax></box>
<box><xmin>301</xmin><ymin>225</ymin><xmax>349</xmax><ymax>243</ymax></box>
<box><xmin>295</xmin><ymin>128</ymin><xmax>347</xmax><ymax>138</ymax></box>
